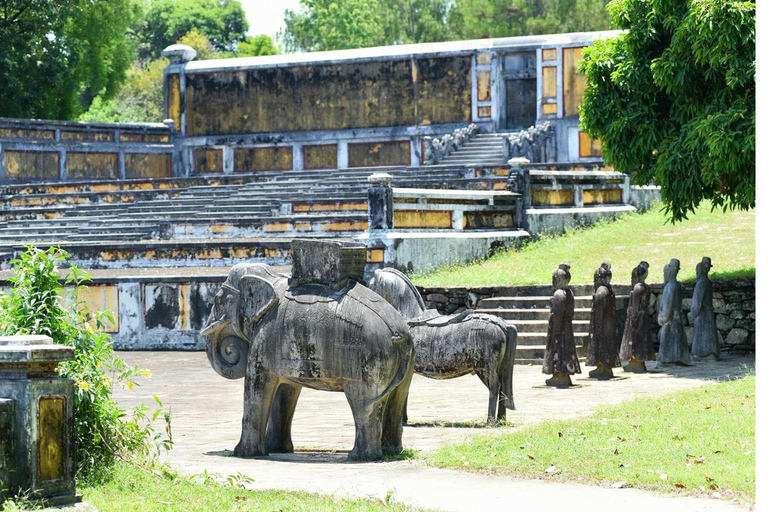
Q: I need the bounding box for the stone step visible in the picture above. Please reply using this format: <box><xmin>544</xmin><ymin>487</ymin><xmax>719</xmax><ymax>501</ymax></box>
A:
<box><xmin>475</xmin><ymin>307</ymin><xmax>592</xmax><ymax>321</ymax></box>
<box><xmin>514</xmin><ymin>344</ymin><xmax>587</xmax><ymax>362</ymax></box>
<box><xmin>512</xmin><ymin>319</ymin><xmax>590</xmax><ymax>333</ymax></box>
<box><xmin>514</xmin><ymin>332</ymin><xmax>589</xmax><ymax>346</ymax></box>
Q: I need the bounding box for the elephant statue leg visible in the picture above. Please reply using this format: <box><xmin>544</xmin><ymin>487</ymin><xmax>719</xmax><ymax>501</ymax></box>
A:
<box><xmin>382</xmin><ymin>370</ymin><xmax>413</xmax><ymax>455</ymax></box>
<box><xmin>234</xmin><ymin>368</ymin><xmax>280</xmax><ymax>458</ymax></box>
<box><xmin>344</xmin><ymin>385</ymin><xmax>386</xmax><ymax>461</ymax></box>
<box><xmin>401</xmin><ymin>391</ymin><xmax>410</xmax><ymax>426</ymax></box>
<box><xmin>267</xmin><ymin>383</ymin><xmax>302</xmax><ymax>453</ymax></box>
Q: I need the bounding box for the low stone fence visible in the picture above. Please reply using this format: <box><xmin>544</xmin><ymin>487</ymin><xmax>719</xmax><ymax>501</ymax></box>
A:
<box><xmin>418</xmin><ymin>277</ymin><xmax>755</xmax><ymax>354</ymax></box>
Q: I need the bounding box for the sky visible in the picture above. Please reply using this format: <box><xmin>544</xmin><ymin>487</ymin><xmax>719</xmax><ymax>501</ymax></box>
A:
<box><xmin>240</xmin><ymin>0</ymin><xmax>302</xmax><ymax>38</ymax></box>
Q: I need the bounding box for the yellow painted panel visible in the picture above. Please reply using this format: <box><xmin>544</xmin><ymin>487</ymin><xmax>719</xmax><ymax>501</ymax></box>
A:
<box><xmin>0</xmin><ymin>127</ymin><xmax>55</xmax><ymax>139</ymax></box>
<box><xmin>563</xmin><ymin>46</ymin><xmax>587</xmax><ymax>117</ymax></box>
<box><xmin>323</xmin><ymin>220</ymin><xmax>368</xmax><ymax>231</ymax></box>
<box><xmin>121</xmin><ymin>132</ymin><xmax>171</xmax><ymax>143</ymax></box>
<box><xmin>5</xmin><ymin>150</ymin><xmax>59</xmax><ymax>180</ymax></box>
<box><xmin>584</xmin><ymin>188</ymin><xmax>622</xmax><ymax>205</ymax></box>
<box><xmin>348</xmin><ymin>141</ymin><xmax>410</xmax><ymax>168</ymax></box>
<box><xmin>531</xmin><ymin>189</ymin><xmax>575</xmax><ymax>206</ymax></box>
<box><xmin>125</xmin><ymin>153</ymin><xmax>172</xmax><ymax>178</ymax></box>
<box><xmin>194</xmin><ymin>148</ymin><xmax>223</xmax><ymax>173</ymax></box>
<box><xmin>303</xmin><ymin>144</ymin><xmax>337</xmax><ymax>170</ymax></box>
<box><xmin>477</xmin><ymin>106</ymin><xmax>492</xmax><ymax>118</ymax></box>
<box><xmin>493</xmin><ymin>181</ymin><xmax>508</xmax><ymax>190</ymax></box>
<box><xmin>264</xmin><ymin>222</ymin><xmax>292</xmax><ymax>233</ymax></box>
<box><xmin>295</xmin><ymin>223</ymin><xmax>312</xmax><ymax>231</ymax></box>
<box><xmin>61</xmin><ymin>130</ymin><xmax>114</xmax><ymax>142</ymax></box>
<box><xmin>235</xmin><ymin>147</ymin><xmax>293</xmax><ymax>172</ymax></box>
<box><xmin>463</xmin><ymin>211</ymin><xmax>515</xmax><ymax>229</ymax></box>
<box><xmin>542</xmin><ymin>48</ymin><xmax>557</xmax><ymax>61</ymax></box>
<box><xmin>542</xmin><ymin>66</ymin><xmax>557</xmax><ymax>98</ymax></box>
<box><xmin>38</xmin><ymin>397</ymin><xmax>66</xmax><ymax>483</ymax></box>
<box><xmin>477</xmin><ymin>70</ymin><xmax>491</xmax><ymax>101</ymax></box>
<box><xmin>395</xmin><ymin>210</ymin><xmax>452</xmax><ymax>229</ymax></box>
<box><xmin>180</xmin><ymin>284</ymin><xmax>190</xmax><ymax>331</ymax></box>
<box><xmin>167</xmin><ymin>73</ymin><xmax>181</xmax><ymax>131</ymax></box>
<box><xmin>542</xmin><ymin>103</ymin><xmax>558</xmax><ymax>115</ymax></box>
<box><xmin>67</xmin><ymin>152</ymin><xmax>118</xmax><ymax>180</ymax></box>
<box><xmin>579</xmin><ymin>131</ymin><xmax>602</xmax><ymax>158</ymax></box>
<box><xmin>210</xmin><ymin>224</ymin><xmax>232</xmax><ymax>234</ymax></box>
<box><xmin>76</xmin><ymin>285</ymin><xmax>118</xmax><ymax>333</ymax></box>
<box><xmin>367</xmin><ymin>249</ymin><xmax>384</xmax><ymax>263</ymax></box>
<box><xmin>476</xmin><ymin>53</ymin><xmax>491</xmax><ymax>65</ymax></box>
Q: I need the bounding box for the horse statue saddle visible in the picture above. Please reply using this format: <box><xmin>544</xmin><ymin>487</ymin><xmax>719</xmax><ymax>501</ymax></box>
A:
<box><xmin>407</xmin><ymin>308</ymin><xmax>472</xmax><ymax>328</ymax></box>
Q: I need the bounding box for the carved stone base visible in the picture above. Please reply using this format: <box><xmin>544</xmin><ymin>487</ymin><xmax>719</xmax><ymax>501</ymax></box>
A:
<box><xmin>545</xmin><ymin>372</ymin><xmax>573</xmax><ymax>387</ymax></box>
<box><xmin>622</xmin><ymin>358</ymin><xmax>647</xmax><ymax>373</ymax></box>
<box><xmin>588</xmin><ymin>363</ymin><xmax>615</xmax><ymax>380</ymax></box>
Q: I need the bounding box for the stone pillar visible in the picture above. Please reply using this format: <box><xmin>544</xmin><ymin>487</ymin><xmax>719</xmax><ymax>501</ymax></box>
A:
<box><xmin>367</xmin><ymin>173</ymin><xmax>394</xmax><ymax>233</ymax></box>
<box><xmin>508</xmin><ymin>157</ymin><xmax>530</xmax><ymax>230</ymax></box>
<box><xmin>0</xmin><ymin>335</ymin><xmax>78</xmax><ymax>506</ymax></box>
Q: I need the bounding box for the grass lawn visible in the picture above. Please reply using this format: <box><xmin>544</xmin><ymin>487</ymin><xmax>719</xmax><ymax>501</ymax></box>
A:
<box><xmin>78</xmin><ymin>462</ymin><xmax>424</xmax><ymax>512</ymax></box>
<box><xmin>426</xmin><ymin>375</ymin><xmax>755</xmax><ymax>506</ymax></box>
<box><xmin>413</xmin><ymin>201</ymin><xmax>755</xmax><ymax>287</ymax></box>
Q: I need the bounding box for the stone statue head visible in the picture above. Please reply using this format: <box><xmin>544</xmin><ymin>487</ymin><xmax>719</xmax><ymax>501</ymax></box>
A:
<box><xmin>663</xmin><ymin>258</ymin><xmax>681</xmax><ymax>285</ymax></box>
<box><xmin>552</xmin><ymin>263</ymin><xmax>571</xmax><ymax>290</ymax></box>
<box><xmin>696</xmin><ymin>257</ymin><xmax>712</xmax><ymax>279</ymax></box>
<box><xmin>632</xmin><ymin>261</ymin><xmax>649</xmax><ymax>285</ymax></box>
<box><xmin>594</xmin><ymin>262</ymin><xmax>612</xmax><ymax>289</ymax></box>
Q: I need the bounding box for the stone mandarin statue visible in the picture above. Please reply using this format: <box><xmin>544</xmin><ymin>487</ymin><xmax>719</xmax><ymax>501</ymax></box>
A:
<box><xmin>657</xmin><ymin>258</ymin><xmax>691</xmax><ymax>366</ymax></box>
<box><xmin>542</xmin><ymin>263</ymin><xmax>581</xmax><ymax>386</ymax></box>
<box><xmin>586</xmin><ymin>263</ymin><xmax>620</xmax><ymax>379</ymax></box>
<box><xmin>689</xmin><ymin>257</ymin><xmax>719</xmax><ymax>360</ymax></box>
<box><xmin>619</xmin><ymin>261</ymin><xmax>655</xmax><ymax>372</ymax></box>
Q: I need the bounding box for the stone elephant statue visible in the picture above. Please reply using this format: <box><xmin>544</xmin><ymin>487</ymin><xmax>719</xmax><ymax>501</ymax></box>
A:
<box><xmin>201</xmin><ymin>263</ymin><xmax>415</xmax><ymax>461</ymax></box>
<box><xmin>368</xmin><ymin>267</ymin><xmax>517</xmax><ymax>425</ymax></box>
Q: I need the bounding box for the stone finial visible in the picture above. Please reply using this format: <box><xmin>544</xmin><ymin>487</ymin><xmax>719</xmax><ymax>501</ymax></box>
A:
<box><xmin>508</xmin><ymin>157</ymin><xmax>530</xmax><ymax>168</ymax></box>
<box><xmin>162</xmin><ymin>44</ymin><xmax>197</xmax><ymax>64</ymax></box>
<box><xmin>367</xmin><ymin>172</ymin><xmax>393</xmax><ymax>186</ymax></box>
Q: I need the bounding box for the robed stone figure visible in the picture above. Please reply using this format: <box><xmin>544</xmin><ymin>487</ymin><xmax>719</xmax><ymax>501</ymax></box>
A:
<box><xmin>657</xmin><ymin>258</ymin><xmax>690</xmax><ymax>366</ymax></box>
<box><xmin>619</xmin><ymin>261</ymin><xmax>655</xmax><ymax>372</ymax></box>
<box><xmin>689</xmin><ymin>257</ymin><xmax>719</xmax><ymax>360</ymax></box>
<box><xmin>586</xmin><ymin>263</ymin><xmax>620</xmax><ymax>379</ymax></box>
<box><xmin>542</xmin><ymin>263</ymin><xmax>581</xmax><ymax>386</ymax></box>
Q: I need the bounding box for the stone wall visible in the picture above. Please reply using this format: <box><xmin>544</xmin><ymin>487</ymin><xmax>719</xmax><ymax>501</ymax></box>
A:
<box><xmin>418</xmin><ymin>277</ymin><xmax>755</xmax><ymax>354</ymax></box>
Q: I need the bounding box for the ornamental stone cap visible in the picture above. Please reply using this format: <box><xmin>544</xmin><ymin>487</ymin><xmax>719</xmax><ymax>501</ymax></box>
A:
<box><xmin>368</xmin><ymin>172</ymin><xmax>393</xmax><ymax>185</ymax></box>
<box><xmin>162</xmin><ymin>44</ymin><xmax>197</xmax><ymax>64</ymax></box>
<box><xmin>0</xmin><ymin>335</ymin><xmax>74</xmax><ymax>365</ymax></box>
<box><xmin>508</xmin><ymin>157</ymin><xmax>530</xmax><ymax>168</ymax></box>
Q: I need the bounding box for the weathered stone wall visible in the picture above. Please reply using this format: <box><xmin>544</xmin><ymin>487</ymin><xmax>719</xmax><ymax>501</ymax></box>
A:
<box><xmin>418</xmin><ymin>278</ymin><xmax>755</xmax><ymax>354</ymax></box>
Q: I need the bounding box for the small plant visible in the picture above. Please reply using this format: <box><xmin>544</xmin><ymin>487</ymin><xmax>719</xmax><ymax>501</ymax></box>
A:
<box><xmin>0</xmin><ymin>245</ymin><xmax>172</xmax><ymax>483</ymax></box>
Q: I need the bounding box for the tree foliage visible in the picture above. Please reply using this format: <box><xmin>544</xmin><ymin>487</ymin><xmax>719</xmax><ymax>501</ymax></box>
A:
<box><xmin>450</xmin><ymin>0</ymin><xmax>612</xmax><ymax>39</ymax></box>
<box><xmin>579</xmin><ymin>0</ymin><xmax>755</xmax><ymax>222</ymax></box>
<box><xmin>136</xmin><ymin>0</ymin><xmax>248</xmax><ymax>60</ymax></box>
<box><xmin>281</xmin><ymin>0</ymin><xmax>455</xmax><ymax>52</ymax></box>
<box><xmin>0</xmin><ymin>0</ymin><xmax>141</xmax><ymax>119</ymax></box>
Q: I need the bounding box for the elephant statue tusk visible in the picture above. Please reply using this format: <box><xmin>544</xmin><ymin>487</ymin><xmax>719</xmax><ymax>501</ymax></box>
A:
<box><xmin>200</xmin><ymin>318</ymin><xmax>227</xmax><ymax>337</ymax></box>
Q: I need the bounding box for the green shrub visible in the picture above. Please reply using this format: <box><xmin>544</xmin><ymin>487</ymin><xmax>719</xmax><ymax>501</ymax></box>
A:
<box><xmin>0</xmin><ymin>246</ymin><xmax>171</xmax><ymax>483</ymax></box>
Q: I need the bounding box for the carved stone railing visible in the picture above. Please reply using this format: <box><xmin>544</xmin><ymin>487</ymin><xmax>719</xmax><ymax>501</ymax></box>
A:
<box><xmin>502</xmin><ymin>122</ymin><xmax>556</xmax><ymax>163</ymax></box>
<box><xmin>422</xmin><ymin>123</ymin><xmax>479</xmax><ymax>165</ymax></box>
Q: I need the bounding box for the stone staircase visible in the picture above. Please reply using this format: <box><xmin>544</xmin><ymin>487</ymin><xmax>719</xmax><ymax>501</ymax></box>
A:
<box><xmin>436</xmin><ymin>133</ymin><xmax>512</xmax><ymax>166</ymax></box>
<box><xmin>474</xmin><ymin>284</ymin><xmax>630</xmax><ymax>365</ymax></box>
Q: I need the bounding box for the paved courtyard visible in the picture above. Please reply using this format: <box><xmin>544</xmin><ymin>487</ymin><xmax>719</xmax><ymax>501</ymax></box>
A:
<box><xmin>113</xmin><ymin>351</ymin><xmax>754</xmax><ymax>511</ymax></box>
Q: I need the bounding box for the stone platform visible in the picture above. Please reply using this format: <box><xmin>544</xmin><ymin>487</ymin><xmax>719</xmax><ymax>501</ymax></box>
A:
<box><xmin>111</xmin><ymin>351</ymin><xmax>753</xmax><ymax>512</ymax></box>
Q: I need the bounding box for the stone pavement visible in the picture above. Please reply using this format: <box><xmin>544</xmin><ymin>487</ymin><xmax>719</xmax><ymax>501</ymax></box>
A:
<box><xmin>112</xmin><ymin>352</ymin><xmax>754</xmax><ymax>511</ymax></box>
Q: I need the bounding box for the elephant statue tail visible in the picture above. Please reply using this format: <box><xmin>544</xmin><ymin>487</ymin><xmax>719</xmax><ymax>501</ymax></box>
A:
<box><xmin>205</xmin><ymin>332</ymin><xmax>250</xmax><ymax>380</ymax></box>
<box><xmin>502</xmin><ymin>323</ymin><xmax>518</xmax><ymax>410</ymax></box>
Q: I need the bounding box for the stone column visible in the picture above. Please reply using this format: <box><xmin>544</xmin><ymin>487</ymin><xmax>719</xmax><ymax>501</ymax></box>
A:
<box><xmin>508</xmin><ymin>157</ymin><xmax>530</xmax><ymax>230</ymax></box>
<box><xmin>0</xmin><ymin>335</ymin><xmax>78</xmax><ymax>506</ymax></box>
<box><xmin>367</xmin><ymin>173</ymin><xmax>394</xmax><ymax>233</ymax></box>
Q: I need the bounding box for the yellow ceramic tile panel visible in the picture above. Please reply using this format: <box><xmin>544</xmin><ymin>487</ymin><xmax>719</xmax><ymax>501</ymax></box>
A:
<box><xmin>477</xmin><ymin>106</ymin><xmax>492</xmax><ymax>118</ymax></box>
<box><xmin>531</xmin><ymin>189</ymin><xmax>575</xmax><ymax>206</ymax></box>
<box><xmin>366</xmin><ymin>249</ymin><xmax>385</xmax><ymax>263</ymax></box>
<box><xmin>394</xmin><ymin>210</ymin><xmax>452</xmax><ymax>229</ymax></box>
<box><xmin>235</xmin><ymin>146</ymin><xmax>293</xmax><ymax>171</ymax></box>
<box><xmin>38</xmin><ymin>397</ymin><xmax>66</xmax><ymax>482</ymax></box>
<box><xmin>66</xmin><ymin>152</ymin><xmax>118</xmax><ymax>180</ymax></box>
<box><xmin>77</xmin><ymin>285</ymin><xmax>119</xmax><ymax>332</ymax></box>
<box><xmin>542</xmin><ymin>66</ymin><xmax>557</xmax><ymax>98</ymax></box>
<box><xmin>542</xmin><ymin>103</ymin><xmax>558</xmax><ymax>115</ymax></box>
<box><xmin>125</xmin><ymin>153</ymin><xmax>172</xmax><ymax>178</ymax></box>
<box><xmin>5</xmin><ymin>151</ymin><xmax>59</xmax><ymax>180</ymax></box>
<box><xmin>542</xmin><ymin>48</ymin><xmax>557</xmax><ymax>61</ymax></box>
<box><xmin>348</xmin><ymin>141</ymin><xmax>410</xmax><ymax>168</ymax></box>
<box><xmin>303</xmin><ymin>144</ymin><xmax>338</xmax><ymax>170</ymax></box>
<box><xmin>61</xmin><ymin>131</ymin><xmax>114</xmax><ymax>142</ymax></box>
<box><xmin>477</xmin><ymin>70</ymin><xmax>492</xmax><ymax>101</ymax></box>
<box><xmin>563</xmin><ymin>46</ymin><xmax>587</xmax><ymax>117</ymax></box>
<box><xmin>476</xmin><ymin>53</ymin><xmax>491</xmax><ymax>65</ymax></box>
<box><xmin>167</xmin><ymin>73</ymin><xmax>181</xmax><ymax>130</ymax></box>
<box><xmin>583</xmin><ymin>188</ymin><xmax>622</xmax><ymax>205</ymax></box>
<box><xmin>194</xmin><ymin>148</ymin><xmax>224</xmax><ymax>173</ymax></box>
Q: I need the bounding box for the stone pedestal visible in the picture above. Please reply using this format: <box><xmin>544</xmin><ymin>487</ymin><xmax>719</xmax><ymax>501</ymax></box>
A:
<box><xmin>0</xmin><ymin>335</ymin><xmax>78</xmax><ymax>505</ymax></box>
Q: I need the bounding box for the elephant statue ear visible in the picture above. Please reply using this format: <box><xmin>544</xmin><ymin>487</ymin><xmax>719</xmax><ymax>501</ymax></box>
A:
<box><xmin>237</xmin><ymin>275</ymin><xmax>279</xmax><ymax>338</ymax></box>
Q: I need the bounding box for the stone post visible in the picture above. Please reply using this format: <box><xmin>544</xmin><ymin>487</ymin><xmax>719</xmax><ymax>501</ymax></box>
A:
<box><xmin>0</xmin><ymin>335</ymin><xmax>78</xmax><ymax>506</ymax></box>
<box><xmin>367</xmin><ymin>173</ymin><xmax>394</xmax><ymax>233</ymax></box>
<box><xmin>507</xmin><ymin>157</ymin><xmax>530</xmax><ymax>231</ymax></box>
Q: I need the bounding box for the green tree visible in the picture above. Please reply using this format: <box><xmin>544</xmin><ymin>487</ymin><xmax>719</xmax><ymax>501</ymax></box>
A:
<box><xmin>137</xmin><ymin>0</ymin><xmax>248</xmax><ymax>60</ymax></box>
<box><xmin>281</xmin><ymin>0</ymin><xmax>454</xmax><ymax>52</ymax></box>
<box><xmin>0</xmin><ymin>0</ymin><xmax>141</xmax><ymax>119</ymax></box>
<box><xmin>237</xmin><ymin>34</ymin><xmax>281</xmax><ymax>57</ymax></box>
<box><xmin>449</xmin><ymin>0</ymin><xmax>612</xmax><ymax>39</ymax></box>
<box><xmin>579</xmin><ymin>0</ymin><xmax>755</xmax><ymax>222</ymax></box>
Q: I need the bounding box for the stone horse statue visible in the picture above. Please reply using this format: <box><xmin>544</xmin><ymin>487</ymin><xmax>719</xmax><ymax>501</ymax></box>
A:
<box><xmin>368</xmin><ymin>268</ymin><xmax>517</xmax><ymax>424</ymax></box>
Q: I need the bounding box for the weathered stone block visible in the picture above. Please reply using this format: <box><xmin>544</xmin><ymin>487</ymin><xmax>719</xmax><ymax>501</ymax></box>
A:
<box><xmin>730</xmin><ymin>310</ymin><xmax>747</xmax><ymax>320</ymax></box>
<box><xmin>290</xmin><ymin>239</ymin><xmax>366</xmax><ymax>289</ymax></box>
<box><xmin>426</xmin><ymin>293</ymin><xmax>449</xmax><ymax>303</ymax></box>
<box><xmin>682</xmin><ymin>298</ymin><xmax>692</xmax><ymax>310</ymax></box>
<box><xmin>742</xmin><ymin>300</ymin><xmax>755</xmax><ymax>312</ymax></box>
<box><xmin>712</xmin><ymin>299</ymin><xmax>727</xmax><ymax>314</ymax></box>
<box><xmin>724</xmin><ymin>328</ymin><xmax>749</xmax><ymax>347</ymax></box>
<box><xmin>716</xmin><ymin>314</ymin><xmax>735</xmax><ymax>331</ymax></box>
